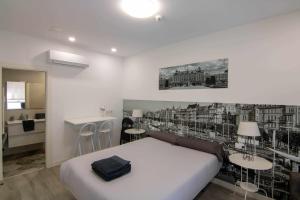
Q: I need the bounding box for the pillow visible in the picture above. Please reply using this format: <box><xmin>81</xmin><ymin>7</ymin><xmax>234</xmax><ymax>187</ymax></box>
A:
<box><xmin>176</xmin><ymin>136</ymin><xmax>224</xmax><ymax>162</ymax></box>
<box><xmin>147</xmin><ymin>131</ymin><xmax>177</xmax><ymax>145</ymax></box>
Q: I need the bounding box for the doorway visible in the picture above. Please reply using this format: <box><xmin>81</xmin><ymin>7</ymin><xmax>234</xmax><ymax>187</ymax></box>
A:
<box><xmin>2</xmin><ymin>68</ymin><xmax>46</xmax><ymax>178</ymax></box>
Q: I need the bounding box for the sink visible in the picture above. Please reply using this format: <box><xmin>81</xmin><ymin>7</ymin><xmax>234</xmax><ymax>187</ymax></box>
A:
<box><xmin>6</xmin><ymin>119</ymin><xmax>46</xmax><ymax>125</ymax></box>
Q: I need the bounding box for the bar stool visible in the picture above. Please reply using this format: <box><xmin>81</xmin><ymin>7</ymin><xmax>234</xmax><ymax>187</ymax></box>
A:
<box><xmin>77</xmin><ymin>123</ymin><xmax>97</xmax><ymax>155</ymax></box>
<box><xmin>97</xmin><ymin>120</ymin><xmax>113</xmax><ymax>150</ymax></box>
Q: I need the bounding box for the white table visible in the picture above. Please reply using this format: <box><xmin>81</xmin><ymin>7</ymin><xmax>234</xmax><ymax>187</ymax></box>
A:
<box><xmin>229</xmin><ymin>153</ymin><xmax>272</xmax><ymax>200</ymax></box>
<box><xmin>124</xmin><ymin>128</ymin><xmax>145</xmax><ymax>141</ymax></box>
<box><xmin>65</xmin><ymin>116</ymin><xmax>116</xmax><ymax>126</ymax></box>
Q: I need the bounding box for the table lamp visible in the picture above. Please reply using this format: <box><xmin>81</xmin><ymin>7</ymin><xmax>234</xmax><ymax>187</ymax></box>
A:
<box><xmin>132</xmin><ymin>109</ymin><xmax>143</xmax><ymax>130</ymax></box>
<box><xmin>237</xmin><ymin>122</ymin><xmax>260</xmax><ymax>161</ymax></box>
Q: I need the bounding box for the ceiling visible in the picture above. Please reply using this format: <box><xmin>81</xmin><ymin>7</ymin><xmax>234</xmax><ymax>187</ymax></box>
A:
<box><xmin>1</xmin><ymin>0</ymin><xmax>300</xmax><ymax>57</ymax></box>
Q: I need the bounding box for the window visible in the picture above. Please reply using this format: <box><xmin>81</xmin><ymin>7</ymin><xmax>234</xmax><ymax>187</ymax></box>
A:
<box><xmin>6</xmin><ymin>81</ymin><xmax>25</xmax><ymax>109</ymax></box>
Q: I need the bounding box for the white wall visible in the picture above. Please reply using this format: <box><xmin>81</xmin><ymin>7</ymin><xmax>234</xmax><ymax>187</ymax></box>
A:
<box><xmin>123</xmin><ymin>11</ymin><xmax>300</xmax><ymax>106</ymax></box>
<box><xmin>0</xmin><ymin>30</ymin><xmax>124</xmax><ymax>170</ymax></box>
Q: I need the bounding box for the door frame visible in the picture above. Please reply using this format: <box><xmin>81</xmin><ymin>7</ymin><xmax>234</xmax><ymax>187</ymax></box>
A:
<box><xmin>0</xmin><ymin>64</ymin><xmax>49</xmax><ymax>181</ymax></box>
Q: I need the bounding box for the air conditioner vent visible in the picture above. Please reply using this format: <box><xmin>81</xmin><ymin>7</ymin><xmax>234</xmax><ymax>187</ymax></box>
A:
<box><xmin>48</xmin><ymin>50</ymin><xmax>89</xmax><ymax>68</ymax></box>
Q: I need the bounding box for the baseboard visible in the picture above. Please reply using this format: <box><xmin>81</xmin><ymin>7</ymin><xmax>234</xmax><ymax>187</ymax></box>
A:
<box><xmin>212</xmin><ymin>178</ymin><xmax>274</xmax><ymax>200</ymax></box>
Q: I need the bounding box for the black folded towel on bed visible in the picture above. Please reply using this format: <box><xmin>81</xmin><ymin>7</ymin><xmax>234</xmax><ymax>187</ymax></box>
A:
<box><xmin>91</xmin><ymin>155</ymin><xmax>131</xmax><ymax>181</ymax></box>
<box><xmin>22</xmin><ymin>120</ymin><xmax>35</xmax><ymax>132</ymax></box>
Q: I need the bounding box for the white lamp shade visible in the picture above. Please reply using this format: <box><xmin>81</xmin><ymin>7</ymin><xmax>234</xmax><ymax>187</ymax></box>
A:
<box><xmin>132</xmin><ymin>109</ymin><xmax>143</xmax><ymax>118</ymax></box>
<box><xmin>237</xmin><ymin>122</ymin><xmax>260</xmax><ymax>137</ymax></box>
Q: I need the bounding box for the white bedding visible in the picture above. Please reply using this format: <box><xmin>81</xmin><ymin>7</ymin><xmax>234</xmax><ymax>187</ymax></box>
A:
<box><xmin>60</xmin><ymin>137</ymin><xmax>221</xmax><ymax>200</ymax></box>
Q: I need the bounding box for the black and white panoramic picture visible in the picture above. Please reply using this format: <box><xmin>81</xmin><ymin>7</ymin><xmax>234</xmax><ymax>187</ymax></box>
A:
<box><xmin>159</xmin><ymin>58</ymin><xmax>228</xmax><ymax>90</ymax></box>
<box><xmin>124</xmin><ymin>99</ymin><xmax>300</xmax><ymax>200</ymax></box>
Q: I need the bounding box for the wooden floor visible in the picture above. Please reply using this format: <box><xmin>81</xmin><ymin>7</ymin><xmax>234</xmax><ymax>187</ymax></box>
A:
<box><xmin>0</xmin><ymin>166</ymin><xmax>75</xmax><ymax>200</ymax></box>
<box><xmin>196</xmin><ymin>183</ymin><xmax>255</xmax><ymax>200</ymax></box>
<box><xmin>0</xmin><ymin>166</ymin><xmax>253</xmax><ymax>200</ymax></box>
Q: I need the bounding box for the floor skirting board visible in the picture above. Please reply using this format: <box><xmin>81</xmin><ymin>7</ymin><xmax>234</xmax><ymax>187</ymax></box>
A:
<box><xmin>212</xmin><ymin>178</ymin><xmax>274</xmax><ymax>200</ymax></box>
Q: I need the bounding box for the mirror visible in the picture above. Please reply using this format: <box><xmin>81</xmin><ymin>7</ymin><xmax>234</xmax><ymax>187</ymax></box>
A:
<box><xmin>25</xmin><ymin>82</ymin><xmax>46</xmax><ymax>109</ymax></box>
<box><xmin>6</xmin><ymin>81</ymin><xmax>45</xmax><ymax>110</ymax></box>
<box><xmin>6</xmin><ymin>81</ymin><xmax>26</xmax><ymax>109</ymax></box>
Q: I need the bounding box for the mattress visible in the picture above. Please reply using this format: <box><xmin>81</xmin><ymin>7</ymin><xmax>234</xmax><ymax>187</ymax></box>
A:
<box><xmin>60</xmin><ymin>137</ymin><xmax>221</xmax><ymax>200</ymax></box>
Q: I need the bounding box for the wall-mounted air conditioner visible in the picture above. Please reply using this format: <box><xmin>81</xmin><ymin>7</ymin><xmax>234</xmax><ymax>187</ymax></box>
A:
<box><xmin>48</xmin><ymin>50</ymin><xmax>89</xmax><ymax>68</ymax></box>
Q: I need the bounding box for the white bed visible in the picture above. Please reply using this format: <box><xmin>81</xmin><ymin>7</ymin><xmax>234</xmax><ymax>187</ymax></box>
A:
<box><xmin>60</xmin><ymin>137</ymin><xmax>221</xmax><ymax>200</ymax></box>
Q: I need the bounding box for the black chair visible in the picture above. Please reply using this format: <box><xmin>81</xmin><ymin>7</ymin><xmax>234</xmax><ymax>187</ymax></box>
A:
<box><xmin>120</xmin><ymin>117</ymin><xmax>133</xmax><ymax>144</ymax></box>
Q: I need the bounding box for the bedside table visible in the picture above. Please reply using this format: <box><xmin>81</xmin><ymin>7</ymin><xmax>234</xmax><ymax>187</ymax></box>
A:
<box><xmin>124</xmin><ymin>128</ymin><xmax>145</xmax><ymax>141</ymax></box>
<box><xmin>229</xmin><ymin>153</ymin><xmax>272</xmax><ymax>200</ymax></box>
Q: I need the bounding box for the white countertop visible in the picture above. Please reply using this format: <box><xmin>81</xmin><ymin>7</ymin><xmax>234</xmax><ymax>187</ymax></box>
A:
<box><xmin>64</xmin><ymin>116</ymin><xmax>116</xmax><ymax>126</ymax></box>
<box><xmin>6</xmin><ymin>119</ymin><xmax>46</xmax><ymax>125</ymax></box>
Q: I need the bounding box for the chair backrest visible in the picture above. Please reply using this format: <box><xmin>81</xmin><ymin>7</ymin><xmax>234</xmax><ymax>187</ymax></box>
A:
<box><xmin>79</xmin><ymin>123</ymin><xmax>97</xmax><ymax>135</ymax></box>
<box><xmin>120</xmin><ymin>118</ymin><xmax>134</xmax><ymax>143</ymax></box>
<box><xmin>121</xmin><ymin>117</ymin><xmax>133</xmax><ymax>132</ymax></box>
<box><xmin>98</xmin><ymin>120</ymin><xmax>113</xmax><ymax>133</ymax></box>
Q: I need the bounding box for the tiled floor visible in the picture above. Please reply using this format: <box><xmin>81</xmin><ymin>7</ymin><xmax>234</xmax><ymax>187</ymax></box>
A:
<box><xmin>3</xmin><ymin>150</ymin><xmax>45</xmax><ymax>178</ymax></box>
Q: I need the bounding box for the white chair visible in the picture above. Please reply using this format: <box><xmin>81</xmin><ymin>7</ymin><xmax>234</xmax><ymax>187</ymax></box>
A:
<box><xmin>97</xmin><ymin>120</ymin><xmax>113</xmax><ymax>150</ymax></box>
<box><xmin>77</xmin><ymin>123</ymin><xmax>97</xmax><ymax>155</ymax></box>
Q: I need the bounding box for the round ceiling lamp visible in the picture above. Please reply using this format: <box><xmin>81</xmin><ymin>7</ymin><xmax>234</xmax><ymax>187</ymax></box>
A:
<box><xmin>120</xmin><ymin>0</ymin><xmax>160</xmax><ymax>18</ymax></box>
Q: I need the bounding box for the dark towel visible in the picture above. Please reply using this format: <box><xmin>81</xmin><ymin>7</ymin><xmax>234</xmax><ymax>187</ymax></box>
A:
<box><xmin>22</xmin><ymin>120</ymin><xmax>35</xmax><ymax>132</ymax></box>
<box><xmin>93</xmin><ymin>163</ymin><xmax>131</xmax><ymax>181</ymax></box>
<box><xmin>91</xmin><ymin>155</ymin><xmax>131</xmax><ymax>181</ymax></box>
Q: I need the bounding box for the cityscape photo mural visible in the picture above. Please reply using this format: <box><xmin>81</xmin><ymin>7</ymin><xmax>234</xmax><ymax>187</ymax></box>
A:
<box><xmin>159</xmin><ymin>58</ymin><xmax>228</xmax><ymax>90</ymax></box>
<box><xmin>123</xmin><ymin>99</ymin><xmax>300</xmax><ymax>200</ymax></box>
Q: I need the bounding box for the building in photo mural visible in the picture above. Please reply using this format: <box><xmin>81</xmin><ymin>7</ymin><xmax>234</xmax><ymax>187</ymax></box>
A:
<box><xmin>159</xmin><ymin>58</ymin><xmax>228</xmax><ymax>90</ymax></box>
<box><xmin>123</xmin><ymin>99</ymin><xmax>300</xmax><ymax>200</ymax></box>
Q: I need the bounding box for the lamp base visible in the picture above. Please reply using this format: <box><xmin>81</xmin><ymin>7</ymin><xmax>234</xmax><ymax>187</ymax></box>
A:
<box><xmin>242</xmin><ymin>136</ymin><xmax>256</xmax><ymax>161</ymax></box>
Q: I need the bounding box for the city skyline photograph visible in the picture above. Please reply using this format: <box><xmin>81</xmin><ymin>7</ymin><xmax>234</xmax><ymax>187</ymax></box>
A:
<box><xmin>124</xmin><ymin>99</ymin><xmax>300</xmax><ymax>200</ymax></box>
<box><xmin>159</xmin><ymin>58</ymin><xmax>229</xmax><ymax>90</ymax></box>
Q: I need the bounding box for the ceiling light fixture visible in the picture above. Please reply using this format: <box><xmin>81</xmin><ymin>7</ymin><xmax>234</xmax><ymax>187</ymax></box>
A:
<box><xmin>111</xmin><ymin>48</ymin><xmax>117</xmax><ymax>53</ymax></box>
<box><xmin>68</xmin><ymin>36</ymin><xmax>76</xmax><ymax>42</ymax></box>
<box><xmin>120</xmin><ymin>0</ymin><xmax>160</xmax><ymax>19</ymax></box>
